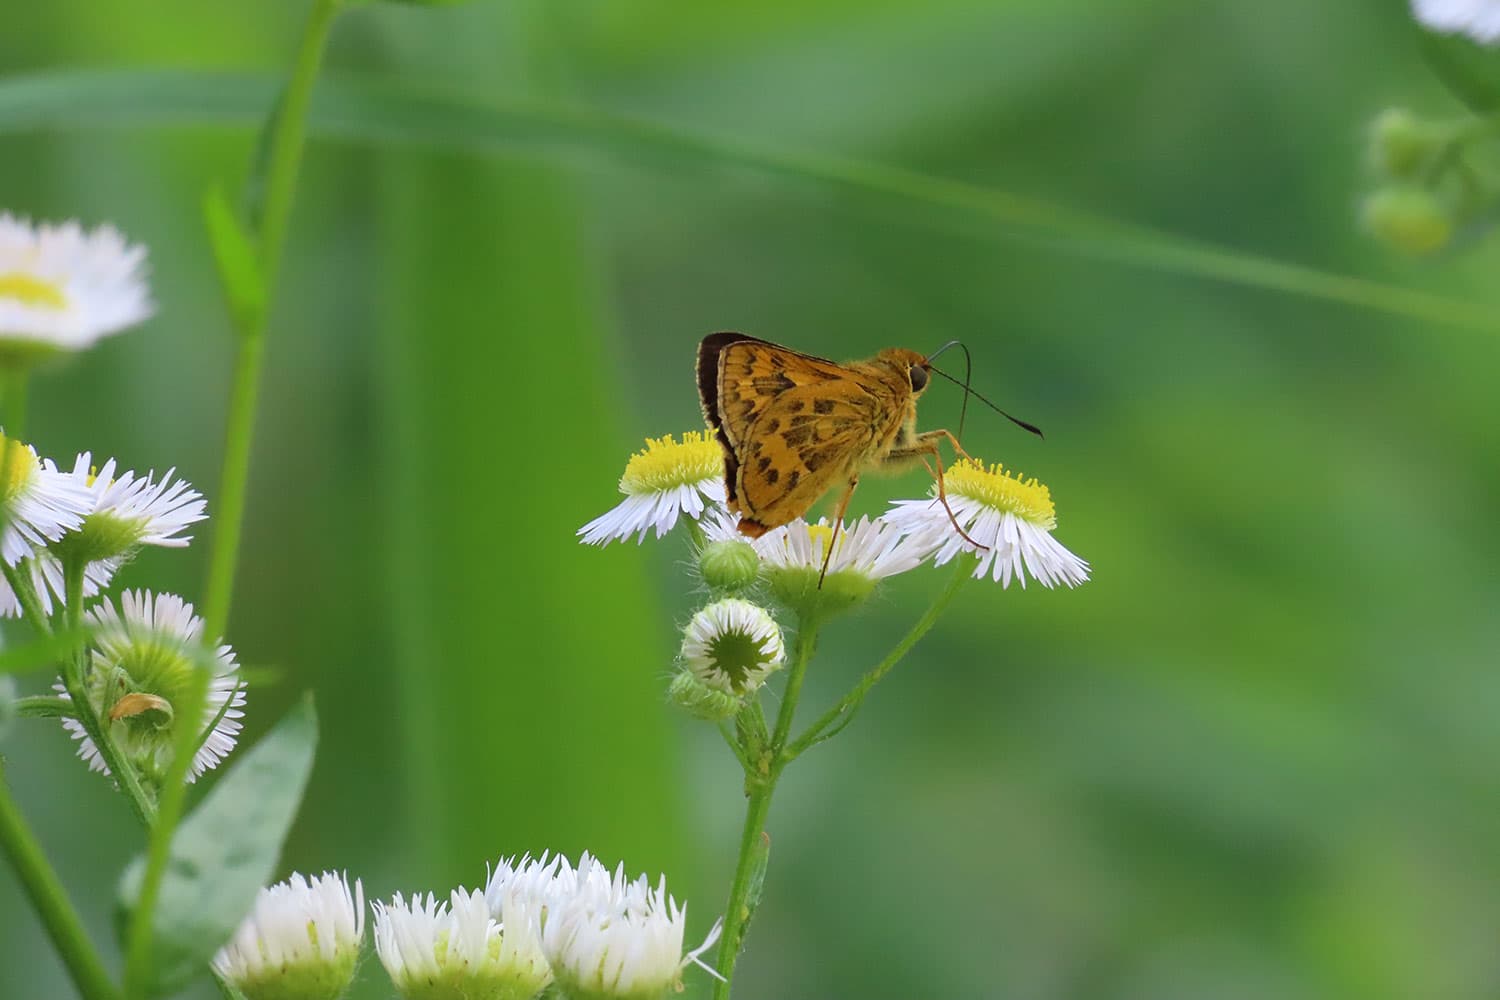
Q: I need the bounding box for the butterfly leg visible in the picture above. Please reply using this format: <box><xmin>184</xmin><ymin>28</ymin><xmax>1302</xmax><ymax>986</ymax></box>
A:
<box><xmin>882</xmin><ymin>432</ymin><xmax>988</xmax><ymax>551</ymax></box>
<box><xmin>818</xmin><ymin>476</ymin><xmax>859</xmax><ymax>589</ymax></box>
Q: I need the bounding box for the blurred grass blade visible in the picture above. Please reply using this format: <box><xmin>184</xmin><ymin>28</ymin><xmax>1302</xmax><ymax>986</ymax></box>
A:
<box><xmin>0</xmin><ymin>69</ymin><xmax>1494</xmax><ymax>333</ymax></box>
<box><xmin>202</xmin><ymin>183</ymin><xmax>266</xmax><ymax>332</ymax></box>
<box><xmin>117</xmin><ymin>697</ymin><xmax>317</xmax><ymax>998</ymax></box>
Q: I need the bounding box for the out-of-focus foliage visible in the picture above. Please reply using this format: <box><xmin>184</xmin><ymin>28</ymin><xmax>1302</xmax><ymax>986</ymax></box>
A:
<box><xmin>2</xmin><ymin>1</ymin><xmax>1499</xmax><ymax>998</ymax></box>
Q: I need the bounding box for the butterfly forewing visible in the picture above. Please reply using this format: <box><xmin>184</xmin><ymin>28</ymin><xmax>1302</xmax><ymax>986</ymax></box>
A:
<box><xmin>698</xmin><ymin>333</ymin><xmax>915</xmax><ymax>535</ymax></box>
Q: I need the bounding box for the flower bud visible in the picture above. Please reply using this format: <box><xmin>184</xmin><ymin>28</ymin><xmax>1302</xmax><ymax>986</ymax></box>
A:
<box><xmin>668</xmin><ymin>670</ymin><xmax>742</xmax><ymax>722</ymax></box>
<box><xmin>1368</xmin><ymin>108</ymin><xmax>1443</xmax><ymax>180</ymax></box>
<box><xmin>697</xmin><ymin>539</ymin><xmax>760</xmax><ymax>592</ymax></box>
<box><xmin>1362</xmin><ymin>186</ymin><xmax>1454</xmax><ymax>254</ymax></box>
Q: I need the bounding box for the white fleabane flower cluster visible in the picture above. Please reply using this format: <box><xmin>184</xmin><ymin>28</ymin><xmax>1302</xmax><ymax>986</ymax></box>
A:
<box><xmin>371</xmin><ymin>852</ymin><xmax>719</xmax><ymax>1000</ymax></box>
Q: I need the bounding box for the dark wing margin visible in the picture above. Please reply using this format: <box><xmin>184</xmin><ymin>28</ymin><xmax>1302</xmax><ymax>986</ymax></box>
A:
<box><xmin>698</xmin><ymin>332</ymin><xmax>763</xmax><ymax>508</ymax></box>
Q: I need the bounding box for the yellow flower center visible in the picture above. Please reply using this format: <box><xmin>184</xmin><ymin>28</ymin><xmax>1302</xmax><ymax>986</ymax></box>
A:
<box><xmin>0</xmin><ymin>435</ymin><xmax>38</xmax><ymax>503</ymax></box>
<box><xmin>805</xmin><ymin>523</ymin><xmax>835</xmax><ymax>554</ymax></box>
<box><xmin>619</xmin><ymin>430</ymin><xmax>724</xmax><ymax>495</ymax></box>
<box><xmin>0</xmin><ymin>272</ymin><xmax>67</xmax><ymax>310</ymax></box>
<box><xmin>944</xmin><ymin>458</ymin><xmax>1057</xmax><ymax>528</ymax></box>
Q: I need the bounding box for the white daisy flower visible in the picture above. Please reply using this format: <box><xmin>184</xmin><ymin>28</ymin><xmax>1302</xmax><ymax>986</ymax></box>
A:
<box><xmin>0</xmin><ymin>434</ymin><xmax>91</xmax><ymax>567</ymax></box>
<box><xmin>58</xmin><ymin>590</ymin><xmax>245</xmax><ymax>783</ymax></box>
<box><xmin>578</xmin><ymin>431</ymin><xmax>725</xmax><ymax>545</ymax></box>
<box><xmin>883</xmin><ymin>458</ymin><xmax>1090</xmax><ymax>589</ymax></box>
<box><xmin>541</xmin><ymin>853</ymin><xmax>721</xmax><ymax>1000</ymax></box>
<box><xmin>212</xmin><ymin>871</ymin><xmax>365</xmax><ymax>1000</ymax></box>
<box><xmin>1412</xmin><ymin>0</ymin><xmax>1500</xmax><ymax>43</ymax></box>
<box><xmin>752</xmin><ymin>515</ymin><xmax>932</xmax><ymax>582</ymax></box>
<box><xmin>374</xmin><ymin>885</ymin><xmax>552</xmax><ymax>1000</ymax></box>
<box><xmin>0</xmin><ymin>214</ymin><xmax>152</xmax><ymax>356</ymax></box>
<box><xmin>680</xmin><ymin>598</ymin><xmax>784</xmax><ymax>695</ymax></box>
<box><xmin>43</xmin><ymin>453</ymin><xmax>205</xmax><ymax>564</ymax></box>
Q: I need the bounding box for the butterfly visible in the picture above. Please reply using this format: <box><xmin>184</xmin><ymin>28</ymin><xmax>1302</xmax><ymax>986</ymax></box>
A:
<box><xmin>697</xmin><ymin>333</ymin><xmax>1039</xmax><ymax>579</ymax></box>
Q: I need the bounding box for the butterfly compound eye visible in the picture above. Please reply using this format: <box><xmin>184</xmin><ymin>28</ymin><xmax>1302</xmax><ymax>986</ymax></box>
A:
<box><xmin>909</xmin><ymin>364</ymin><xmax>930</xmax><ymax>392</ymax></box>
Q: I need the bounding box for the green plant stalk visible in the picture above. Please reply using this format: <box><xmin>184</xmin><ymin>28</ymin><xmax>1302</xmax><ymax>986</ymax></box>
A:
<box><xmin>0</xmin><ymin>764</ymin><xmax>120</xmax><ymax>1000</ymax></box>
<box><xmin>201</xmin><ymin>0</ymin><xmax>342</xmax><ymax>640</ymax></box>
<box><xmin>122</xmin><ymin>656</ymin><xmax>209</xmax><ymax>1000</ymax></box>
<box><xmin>133</xmin><ymin>5</ymin><xmax>344</xmax><ymax>989</ymax></box>
<box><xmin>1</xmin><ymin>560</ymin><xmax>51</xmax><ymax>637</ymax></box>
<box><xmin>787</xmin><ymin>559</ymin><xmax>971</xmax><ymax>760</ymax></box>
<box><xmin>712</xmin><ymin>618</ymin><xmax>819</xmax><ymax>999</ymax></box>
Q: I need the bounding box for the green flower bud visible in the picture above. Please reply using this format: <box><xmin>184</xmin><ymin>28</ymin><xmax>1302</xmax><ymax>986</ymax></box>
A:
<box><xmin>1362</xmin><ymin>186</ymin><xmax>1454</xmax><ymax>254</ymax></box>
<box><xmin>698</xmin><ymin>539</ymin><xmax>761</xmax><ymax>592</ymax></box>
<box><xmin>1369</xmin><ymin>108</ymin><xmax>1444</xmax><ymax>180</ymax></box>
<box><xmin>668</xmin><ymin>670</ymin><xmax>741</xmax><ymax>722</ymax></box>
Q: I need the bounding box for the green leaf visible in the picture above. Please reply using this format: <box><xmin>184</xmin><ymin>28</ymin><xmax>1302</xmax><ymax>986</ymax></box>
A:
<box><xmin>201</xmin><ymin>184</ymin><xmax>266</xmax><ymax>332</ymax></box>
<box><xmin>1419</xmin><ymin>27</ymin><xmax>1500</xmax><ymax>113</ymax></box>
<box><xmin>118</xmin><ymin>697</ymin><xmax>318</xmax><ymax>998</ymax></box>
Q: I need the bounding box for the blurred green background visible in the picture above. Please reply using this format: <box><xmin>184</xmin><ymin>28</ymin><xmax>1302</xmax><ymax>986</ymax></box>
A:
<box><xmin>4</xmin><ymin>1</ymin><xmax>1500</xmax><ymax>997</ymax></box>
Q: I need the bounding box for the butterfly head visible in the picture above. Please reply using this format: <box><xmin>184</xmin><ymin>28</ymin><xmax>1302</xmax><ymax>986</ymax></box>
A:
<box><xmin>875</xmin><ymin>347</ymin><xmax>932</xmax><ymax>396</ymax></box>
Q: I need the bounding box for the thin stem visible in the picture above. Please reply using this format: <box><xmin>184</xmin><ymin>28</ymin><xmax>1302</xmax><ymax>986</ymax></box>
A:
<box><xmin>13</xmin><ymin>695</ymin><xmax>73</xmax><ymax>718</ymax></box>
<box><xmin>60</xmin><ymin>558</ymin><xmax>155</xmax><ymax>827</ymax></box>
<box><xmin>712</xmin><ymin>616</ymin><xmax>821</xmax><ymax>999</ymax></box>
<box><xmin>786</xmin><ymin>559</ymin><xmax>971</xmax><ymax>761</ymax></box>
<box><xmin>717</xmin><ymin>721</ymin><xmax>754</xmax><ymax>775</ymax></box>
<box><xmin>123</xmin><ymin>664</ymin><xmax>209</xmax><ymax>1000</ymax></box>
<box><xmin>768</xmin><ymin>621</ymin><xmax>818</xmax><ymax>767</ymax></box>
<box><xmin>1</xmin><ymin>560</ymin><xmax>52</xmax><ymax>637</ymax></box>
<box><xmin>711</xmin><ymin>777</ymin><xmax>774</xmax><ymax>1000</ymax></box>
<box><xmin>201</xmin><ymin>0</ymin><xmax>342</xmax><ymax>640</ymax></box>
<box><xmin>0</xmin><ymin>763</ymin><xmax>120</xmax><ymax>1000</ymax></box>
<box><xmin>138</xmin><ymin>9</ymin><xmax>345</xmax><ymax>983</ymax></box>
<box><xmin>200</xmin><ymin>331</ymin><xmax>262</xmax><ymax>638</ymax></box>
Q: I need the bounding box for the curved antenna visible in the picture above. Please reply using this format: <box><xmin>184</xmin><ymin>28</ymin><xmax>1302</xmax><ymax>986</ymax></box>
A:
<box><xmin>927</xmin><ymin>364</ymin><xmax>1045</xmax><ymax>440</ymax></box>
<box><xmin>926</xmin><ymin>340</ymin><xmax>973</xmax><ymax>441</ymax></box>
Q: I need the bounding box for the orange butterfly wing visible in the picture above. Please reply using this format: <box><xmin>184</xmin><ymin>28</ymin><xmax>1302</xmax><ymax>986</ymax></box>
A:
<box><xmin>698</xmin><ymin>333</ymin><xmax>903</xmax><ymax>533</ymax></box>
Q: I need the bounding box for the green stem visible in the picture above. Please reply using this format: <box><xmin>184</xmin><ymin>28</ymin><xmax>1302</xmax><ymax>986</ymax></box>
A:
<box><xmin>122</xmin><ymin>663</ymin><xmax>209</xmax><ymax>1000</ymax></box>
<box><xmin>768</xmin><ymin>621</ymin><xmax>818</xmax><ymax>759</ymax></box>
<box><xmin>201</xmin><ymin>0</ymin><xmax>342</xmax><ymax>640</ymax></box>
<box><xmin>0</xmin><ymin>763</ymin><xmax>120</xmax><ymax>1000</ymax></box>
<box><xmin>60</xmin><ymin>558</ymin><xmax>155</xmax><ymax>827</ymax></box>
<box><xmin>135</xmin><ymin>8</ymin><xmax>344</xmax><ymax>987</ymax></box>
<box><xmin>13</xmin><ymin>694</ymin><xmax>73</xmax><ymax>718</ymax></box>
<box><xmin>786</xmin><ymin>559</ymin><xmax>971</xmax><ymax>761</ymax></box>
<box><xmin>2</xmin><ymin>560</ymin><xmax>52</xmax><ymax>637</ymax></box>
<box><xmin>200</xmin><ymin>331</ymin><xmax>262</xmax><ymax>639</ymax></box>
<box><xmin>711</xmin><ymin>776</ymin><xmax>775</xmax><ymax>1000</ymax></box>
<box><xmin>712</xmin><ymin>617</ymin><xmax>820</xmax><ymax>999</ymax></box>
